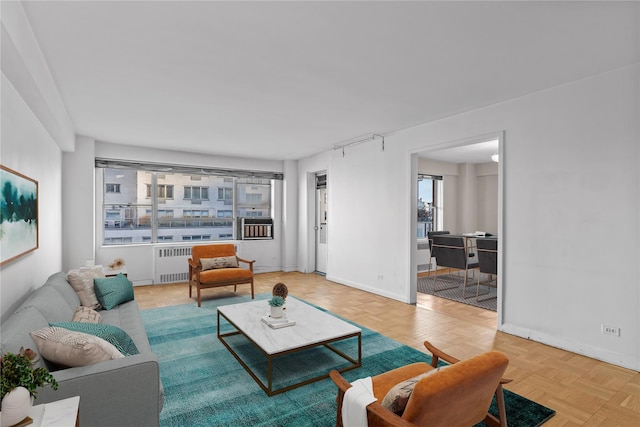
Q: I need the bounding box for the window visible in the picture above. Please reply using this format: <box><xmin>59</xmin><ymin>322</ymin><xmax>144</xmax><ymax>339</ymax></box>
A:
<box><xmin>106</xmin><ymin>183</ymin><xmax>120</xmax><ymax>193</ymax></box>
<box><xmin>417</xmin><ymin>174</ymin><xmax>443</xmax><ymax>238</ymax></box>
<box><xmin>184</xmin><ymin>186</ymin><xmax>209</xmax><ymax>200</ymax></box>
<box><xmin>104</xmin><ymin>237</ymin><xmax>132</xmax><ymax>245</ymax></box>
<box><xmin>182</xmin><ymin>234</ymin><xmax>212</xmax><ymax>241</ymax></box>
<box><xmin>146</xmin><ymin>184</ymin><xmax>174</xmax><ymax>199</ymax></box>
<box><xmin>183</xmin><ymin>209</ymin><xmax>208</xmax><ymax>218</ymax></box>
<box><xmin>217</xmin><ymin>187</ymin><xmax>232</xmax><ymax>201</ymax></box>
<box><xmin>98</xmin><ymin>163</ymin><xmax>277</xmax><ymax>245</ymax></box>
<box><xmin>236</xmin><ymin>178</ymin><xmax>271</xmax><ymax>219</ymax></box>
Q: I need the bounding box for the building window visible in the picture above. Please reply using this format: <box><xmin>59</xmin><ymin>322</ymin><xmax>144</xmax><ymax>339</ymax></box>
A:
<box><xmin>182</xmin><ymin>234</ymin><xmax>212</xmax><ymax>241</ymax></box>
<box><xmin>184</xmin><ymin>186</ymin><xmax>209</xmax><ymax>200</ymax></box>
<box><xmin>146</xmin><ymin>184</ymin><xmax>174</xmax><ymax>199</ymax></box>
<box><xmin>183</xmin><ymin>209</ymin><xmax>208</xmax><ymax>218</ymax></box>
<box><xmin>106</xmin><ymin>183</ymin><xmax>120</xmax><ymax>193</ymax></box>
<box><xmin>100</xmin><ymin>166</ymin><xmax>275</xmax><ymax>245</ymax></box>
<box><xmin>104</xmin><ymin>237</ymin><xmax>133</xmax><ymax>245</ymax></box>
<box><xmin>217</xmin><ymin>187</ymin><xmax>232</xmax><ymax>201</ymax></box>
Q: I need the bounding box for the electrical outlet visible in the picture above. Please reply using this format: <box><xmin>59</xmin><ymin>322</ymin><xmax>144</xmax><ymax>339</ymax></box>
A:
<box><xmin>377</xmin><ymin>275</ymin><xmax>383</xmax><ymax>280</ymax></box>
<box><xmin>601</xmin><ymin>324</ymin><xmax>620</xmax><ymax>336</ymax></box>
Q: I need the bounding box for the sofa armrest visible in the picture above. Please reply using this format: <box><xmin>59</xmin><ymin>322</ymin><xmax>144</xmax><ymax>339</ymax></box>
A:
<box><xmin>36</xmin><ymin>353</ymin><xmax>163</xmax><ymax>427</ymax></box>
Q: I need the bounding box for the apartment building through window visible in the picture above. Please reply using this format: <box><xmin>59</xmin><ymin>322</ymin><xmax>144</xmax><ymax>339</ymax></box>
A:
<box><xmin>98</xmin><ymin>161</ymin><xmax>279</xmax><ymax>245</ymax></box>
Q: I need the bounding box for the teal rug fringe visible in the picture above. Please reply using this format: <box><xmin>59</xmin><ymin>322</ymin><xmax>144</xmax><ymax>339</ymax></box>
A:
<box><xmin>142</xmin><ymin>294</ymin><xmax>555</xmax><ymax>426</ymax></box>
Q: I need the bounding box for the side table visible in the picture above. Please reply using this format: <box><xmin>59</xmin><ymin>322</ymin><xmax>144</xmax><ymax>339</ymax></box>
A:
<box><xmin>102</xmin><ymin>267</ymin><xmax>128</xmax><ymax>277</ymax></box>
<box><xmin>28</xmin><ymin>396</ymin><xmax>79</xmax><ymax>427</ymax></box>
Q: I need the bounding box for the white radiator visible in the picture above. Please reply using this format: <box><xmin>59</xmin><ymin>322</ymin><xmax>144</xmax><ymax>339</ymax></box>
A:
<box><xmin>154</xmin><ymin>246</ymin><xmax>191</xmax><ymax>284</ymax></box>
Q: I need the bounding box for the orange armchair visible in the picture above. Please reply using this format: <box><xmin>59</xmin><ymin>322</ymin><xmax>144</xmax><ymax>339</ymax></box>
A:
<box><xmin>330</xmin><ymin>341</ymin><xmax>511</xmax><ymax>427</ymax></box>
<box><xmin>188</xmin><ymin>244</ymin><xmax>255</xmax><ymax>307</ymax></box>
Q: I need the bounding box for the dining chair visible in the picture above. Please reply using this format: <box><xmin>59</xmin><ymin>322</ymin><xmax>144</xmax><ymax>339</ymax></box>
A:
<box><xmin>476</xmin><ymin>237</ymin><xmax>498</xmax><ymax>301</ymax></box>
<box><xmin>431</xmin><ymin>235</ymin><xmax>479</xmax><ymax>296</ymax></box>
<box><xmin>426</xmin><ymin>231</ymin><xmax>450</xmax><ymax>273</ymax></box>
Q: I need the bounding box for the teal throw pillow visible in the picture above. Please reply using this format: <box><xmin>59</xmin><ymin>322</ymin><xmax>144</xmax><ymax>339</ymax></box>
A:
<box><xmin>50</xmin><ymin>321</ymin><xmax>139</xmax><ymax>356</ymax></box>
<box><xmin>93</xmin><ymin>273</ymin><xmax>134</xmax><ymax>310</ymax></box>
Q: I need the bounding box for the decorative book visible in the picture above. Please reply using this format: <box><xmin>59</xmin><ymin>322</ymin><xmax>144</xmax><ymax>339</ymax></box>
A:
<box><xmin>261</xmin><ymin>315</ymin><xmax>295</xmax><ymax>329</ymax></box>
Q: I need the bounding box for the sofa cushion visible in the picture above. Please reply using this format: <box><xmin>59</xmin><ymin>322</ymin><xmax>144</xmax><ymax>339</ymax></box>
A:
<box><xmin>44</xmin><ymin>272</ymin><xmax>80</xmax><ymax>311</ymax></box>
<box><xmin>200</xmin><ymin>256</ymin><xmax>238</xmax><ymax>270</ymax></box>
<box><xmin>100</xmin><ymin>300</ymin><xmax>152</xmax><ymax>354</ymax></box>
<box><xmin>67</xmin><ymin>268</ymin><xmax>104</xmax><ymax>309</ymax></box>
<box><xmin>50</xmin><ymin>322</ymin><xmax>139</xmax><ymax>356</ymax></box>
<box><xmin>22</xmin><ymin>285</ymin><xmax>75</xmax><ymax>323</ymax></box>
<box><xmin>30</xmin><ymin>326</ymin><xmax>124</xmax><ymax>367</ymax></box>
<box><xmin>0</xmin><ymin>306</ymin><xmax>50</xmax><ymax>369</ymax></box>
<box><xmin>72</xmin><ymin>306</ymin><xmax>102</xmax><ymax>323</ymax></box>
<box><xmin>93</xmin><ymin>273</ymin><xmax>134</xmax><ymax>310</ymax></box>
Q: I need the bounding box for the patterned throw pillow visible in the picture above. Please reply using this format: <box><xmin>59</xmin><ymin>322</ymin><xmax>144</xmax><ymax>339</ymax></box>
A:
<box><xmin>200</xmin><ymin>256</ymin><xmax>239</xmax><ymax>270</ymax></box>
<box><xmin>50</xmin><ymin>322</ymin><xmax>139</xmax><ymax>356</ymax></box>
<box><xmin>30</xmin><ymin>326</ymin><xmax>124</xmax><ymax>367</ymax></box>
<box><xmin>381</xmin><ymin>366</ymin><xmax>448</xmax><ymax>415</ymax></box>
<box><xmin>93</xmin><ymin>273</ymin><xmax>134</xmax><ymax>310</ymax></box>
<box><xmin>67</xmin><ymin>267</ymin><xmax>105</xmax><ymax>309</ymax></box>
<box><xmin>72</xmin><ymin>306</ymin><xmax>102</xmax><ymax>323</ymax></box>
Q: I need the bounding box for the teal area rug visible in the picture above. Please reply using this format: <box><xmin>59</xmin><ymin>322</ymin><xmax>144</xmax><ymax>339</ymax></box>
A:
<box><xmin>142</xmin><ymin>294</ymin><xmax>555</xmax><ymax>426</ymax></box>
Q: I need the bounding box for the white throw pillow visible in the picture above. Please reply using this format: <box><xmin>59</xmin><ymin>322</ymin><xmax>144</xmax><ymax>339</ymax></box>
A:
<box><xmin>67</xmin><ymin>268</ymin><xmax>105</xmax><ymax>309</ymax></box>
<box><xmin>30</xmin><ymin>326</ymin><xmax>123</xmax><ymax>367</ymax></box>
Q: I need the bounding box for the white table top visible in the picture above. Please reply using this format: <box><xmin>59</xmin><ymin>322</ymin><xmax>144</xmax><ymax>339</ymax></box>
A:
<box><xmin>218</xmin><ymin>297</ymin><xmax>361</xmax><ymax>355</ymax></box>
<box><xmin>29</xmin><ymin>396</ymin><xmax>79</xmax><ymax>427</ymax></box>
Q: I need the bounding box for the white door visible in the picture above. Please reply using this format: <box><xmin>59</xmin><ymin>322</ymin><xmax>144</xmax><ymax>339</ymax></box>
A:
<box><xmin>315</xmin><ymin>175</ymin><xmax>327</xmax><ymax>274</ymax></box>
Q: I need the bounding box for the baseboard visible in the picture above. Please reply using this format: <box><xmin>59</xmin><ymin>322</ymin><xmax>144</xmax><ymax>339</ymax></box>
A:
<box><xmin>500</xmin><ymin>323</ymin><xmax>639</xmax><ymax>371</ymax></box>
<box><xmin>325</xmin><ymin>275</ymin><xmax>409</xmax><ymax>303</ymax></box>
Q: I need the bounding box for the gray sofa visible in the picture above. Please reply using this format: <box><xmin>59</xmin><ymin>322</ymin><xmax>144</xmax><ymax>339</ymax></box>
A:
<box><xmin>0</xmin><ymin>272</ymin><xmax>164</xmax><ymax>427</ymax></box>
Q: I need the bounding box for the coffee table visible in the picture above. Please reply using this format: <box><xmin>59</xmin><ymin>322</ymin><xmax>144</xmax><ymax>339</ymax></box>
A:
<box><xmin>217</xmin><ymin>296</ymin><xmax>361</xmax><ymax>396</ymax></box>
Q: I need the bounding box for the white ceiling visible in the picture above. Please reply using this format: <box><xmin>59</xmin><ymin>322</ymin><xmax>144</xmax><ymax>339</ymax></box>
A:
<box><xmin>21</xmin><ymin>1</ymin><xmax>639</xmax><ymax>161</ymax></box>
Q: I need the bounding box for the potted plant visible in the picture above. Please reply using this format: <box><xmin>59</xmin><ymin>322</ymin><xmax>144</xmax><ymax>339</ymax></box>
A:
<box><xmin>268</xmin><ymin>295</ymin><xmax>286</xmax><ymax>319</ymax></box>
<box><xmin>1</xmin><ymin>347</ymin><xmax>58</xmax><ymax>427</ymax></box>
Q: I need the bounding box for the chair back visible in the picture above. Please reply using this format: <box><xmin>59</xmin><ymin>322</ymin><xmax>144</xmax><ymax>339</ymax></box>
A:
<box><xmin>191</xmin><ymin>244</ymin><xmax>236</xmax><ymax>263</ymax></box>
<box><xmin>432</xmin><ymin>235</ymin><xmax>467</xmax><ymax>270</ymax></box>
<box><xmin>476</xmin><ymin>238</ymin><xmax>498</xmax><ymax>275</ymax></box>
<box><xmin>427</xmin><ymin>231</ymin><xmax>450</xmax><ymax>258</ymax></box>
<box><xmin>403</xmin><ymin>351</ymin><xmax>509</xmax><ymax>427</ymax></box>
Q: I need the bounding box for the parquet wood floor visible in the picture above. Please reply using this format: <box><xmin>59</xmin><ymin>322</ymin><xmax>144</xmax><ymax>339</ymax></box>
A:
<box><xmin>134</xmin><ymin>271</ymin><xmax>640</xmax><ymax>426</ymax></box>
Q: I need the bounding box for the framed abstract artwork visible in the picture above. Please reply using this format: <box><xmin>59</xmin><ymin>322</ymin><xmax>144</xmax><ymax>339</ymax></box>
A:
<box><xmin>1</xmin><ymin>165</ymin><xmax>39</xmax><ymax>267</ymax></box>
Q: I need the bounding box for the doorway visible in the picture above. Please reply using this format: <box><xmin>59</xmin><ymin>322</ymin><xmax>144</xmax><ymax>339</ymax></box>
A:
<box><xmin>315</xmin><ymin>174</ymin><xmax>327</xmax><ymax>274</ymax></box>
<box><xmin>412</xmin><ymin>132</ymin><xmax>504</xmax><ymax>323</ymax></box>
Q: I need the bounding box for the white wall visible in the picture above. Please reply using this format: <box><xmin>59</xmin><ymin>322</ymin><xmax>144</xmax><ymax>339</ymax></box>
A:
<box><xmin>0</xmin><ymin>75</ymin><xmax>63</xmax><ymax>319</ymax></box>
<box><xmin>418</xmin><ymin>158</ymin><xmax>498</xmax><ymax>234</ymax></box>
<box><xmin>1</xmin><ymin>2</ymin><xmax>72</xmax><ymax>320</ymax></box>
<box><xmin>298</xmin><ymin>65</ymin><xmax>639</xmax><ymax>370</ymax></box>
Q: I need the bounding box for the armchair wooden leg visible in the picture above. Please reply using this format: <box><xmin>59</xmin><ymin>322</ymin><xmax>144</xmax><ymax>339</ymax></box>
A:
<box><xmin>496</xmin><ymin>383</ymin><xmax>508</xmax><ymax>427</ymax></box>
<box><xmin>482</xmin><ymin>384</ymin><xmax>508</xmax><ymax>427</ymax></box>
<box><xmin>197</xmin><ymin>286</ymin><xmax>202</xmax><ymax>307</ymax></box>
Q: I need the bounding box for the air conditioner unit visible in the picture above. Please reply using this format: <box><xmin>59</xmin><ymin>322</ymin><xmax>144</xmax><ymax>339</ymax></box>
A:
<box><xmin>239</xmin><ymin>218</ymin><xmax>273</xmax><ymax>240</ymax></box>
